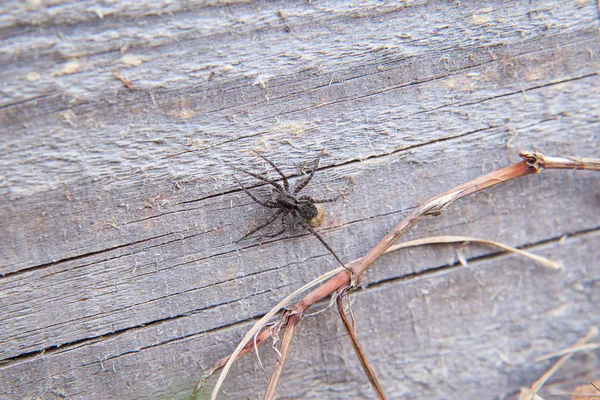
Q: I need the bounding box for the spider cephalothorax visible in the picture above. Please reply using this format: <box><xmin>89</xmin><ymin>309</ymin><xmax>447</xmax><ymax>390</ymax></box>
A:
<box><xmin>273</xmin><ymin>192</ymin><xmax>322</xmax><ymax>225</ymax></box>
<box><xmin>233</xmin><ymin>149</ymin><xmax>346</xmax><ymax>269</ymax></box>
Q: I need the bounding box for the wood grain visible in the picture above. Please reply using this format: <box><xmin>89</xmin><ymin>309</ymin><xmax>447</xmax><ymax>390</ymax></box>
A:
<box><xmin>1</xmin><ymin>0</ymin><xmax>599</xmax><ymax>399</ymax></box>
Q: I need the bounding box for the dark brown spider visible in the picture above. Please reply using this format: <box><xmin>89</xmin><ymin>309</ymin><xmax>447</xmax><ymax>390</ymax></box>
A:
<box><xmin>233</xmin><ymin>149</ymin><xmax>348</xmax><ymax>270</ymax></box>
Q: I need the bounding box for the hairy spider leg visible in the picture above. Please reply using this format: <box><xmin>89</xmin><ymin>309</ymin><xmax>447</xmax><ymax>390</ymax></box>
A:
<box><xmin>298</xmin><ymin>195</ymin><xmax>340</xmax><ymax>204</ymax></box>
<box><xmin>297</xmin><ymin>217</ymin><xmax>351</xmax><ymax>272</ymax></box>
<box><xmin>264</xmin><ymin>212</ymin><xmax>289</xmax><ymax>237</ymax></box>
<box><xmin>233</xmin><ymin>166</ymin><xmax>285</xmax><ymax>193</ymax></box>
<box><xmin>252</xmin><ymin>151</ymin><xmax>290</xmax><ymax>192</ymax></box>
<box><xmin>233</xmin><ymin>175</ymin><xmax>279</xmax><ymax>209</ymax></box>
<box><xmin>294</xmin><ymin>149</ymin><xmax>324</xmax><ymax>194</ymax></box>
<box><xmin>238</xmin><ymin>209</ymin><xmax>284</xmax><ymax>242</ymax></box>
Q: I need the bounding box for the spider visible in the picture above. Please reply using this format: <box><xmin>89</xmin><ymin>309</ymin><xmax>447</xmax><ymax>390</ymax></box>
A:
<box><xmin>233</xmin><ymin>149</ymin><xmax>349</xmax><ymax>271</ymax></box>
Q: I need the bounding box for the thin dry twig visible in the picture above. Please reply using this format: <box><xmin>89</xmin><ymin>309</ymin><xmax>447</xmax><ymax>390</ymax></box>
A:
<box><xmin>336</xmin><ymin>293</ymin><xmax>386</xmax><ymax>400</ymax></box>
<box><xmin>557</xmin><ymin>379</ymin><xmax>600</xmax><ymax>399</ymax></box>
<box><xmin>204</xmin><ymin>151</ymin><xmax>599</xmax><ymax>400</ymax></box>
<box><xmin>519</xmin><ymin>326</ymin><xmax>599</xmax><ymax>400</ymax></box>
<box><xmin>552</xmin><ymin>393</ymin><xmax>600</xmax><ymax>399</ymax></box>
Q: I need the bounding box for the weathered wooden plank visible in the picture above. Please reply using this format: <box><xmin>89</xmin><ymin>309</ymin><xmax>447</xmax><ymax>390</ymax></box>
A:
<box><xmin>1</xmin><ymin>0</ymin><xmax>599</xmax><ymax>399</ymax></box>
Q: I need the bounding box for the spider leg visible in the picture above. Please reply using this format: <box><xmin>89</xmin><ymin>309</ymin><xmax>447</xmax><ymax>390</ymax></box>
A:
<box><xmin>264</xmin><ymin>212</ymin><xmax>289</xmax><ymax>237</ymax></box>
<box><xmin>233</xmin><ymin>175</ymin><xmax>279</xmax><ymax>208</ymax></box>
<box><xmin>294</xmin><ymin>148</ymin><xmax>324</xmax><ymax>194</ymax></box>
<box><xmin>296</xmin><ymin>215</ymin><xmax>351</xmax><ymax>272</ymax></box>
<box><xmin>298</xmin><ymin>195</ymin><xmax>340</xmax><ymax>203</ymax></box>
<box><xmin>252</xmin><ymin>151</ymin><xmax>290</xmax><ymax>192</ymax></box>
<box><xmin>233</xmin><ymin>166</ymin><xmax>285</xmax><ymax>193</ymax></box>
<box><xmin>238</xmin><ymin>209</ymin><xmax>284</xmax><ymax>242</ymax></box>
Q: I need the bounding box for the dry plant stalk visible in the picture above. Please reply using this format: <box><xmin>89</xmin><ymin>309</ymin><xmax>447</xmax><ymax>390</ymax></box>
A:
<box><xmin>263</xmin><ymin>313</ymin><xmax>301</xmax><ymax>400</ymax></box>
<box><xmin>196</xmin><ymin>151</ymin><xmax>598</xmax><ymax>400</ymax></box>
<box><xmin>336</xmin><ymin>294</ymin><xmax>386</xmax><ymax>400</ymax></box>
<box><xmin>192</xmin><ymin>234</ymin><xmax>559</xmax><ymax>399</ymax></box>
<box><xmin>193</xmin><ymin>234</ymin><xmax>560</xmax><ymax>399</ymax></box>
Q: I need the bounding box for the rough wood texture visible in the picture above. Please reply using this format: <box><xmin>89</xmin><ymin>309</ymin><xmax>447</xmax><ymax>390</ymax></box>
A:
<box><xmin>1</xmin><ymin>1</ymin><xmax>599</xmax><ymax>399</ymax></box>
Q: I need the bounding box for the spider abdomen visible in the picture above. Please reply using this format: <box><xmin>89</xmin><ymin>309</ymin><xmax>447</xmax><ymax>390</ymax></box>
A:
<box><xmin>297</xmin><ymin>201</ymin><xmax>318</xmax><ymax>220</ymax></box>
<box><xmin>297</xmin><ymin>202</ymin><xmax>325</xmax><ymax>227</ymax></box>
<box><xmin>307</xmin><ymin>204</ymin><xmax>325</xmax><ymax>227</ymax></box>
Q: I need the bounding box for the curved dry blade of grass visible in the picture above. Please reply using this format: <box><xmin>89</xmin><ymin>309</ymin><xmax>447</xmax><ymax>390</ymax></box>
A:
<box><xmin>386</xmin><ymin>235</ymin><xmax>562</xmax><ymax>270</ymax></box>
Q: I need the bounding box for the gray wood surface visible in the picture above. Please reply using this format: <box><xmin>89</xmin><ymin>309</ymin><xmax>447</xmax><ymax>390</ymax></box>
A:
<box><xmin>1</xmin><ymin>1</ymin><xmax>599</xmax><ymax>399</ymax></box>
